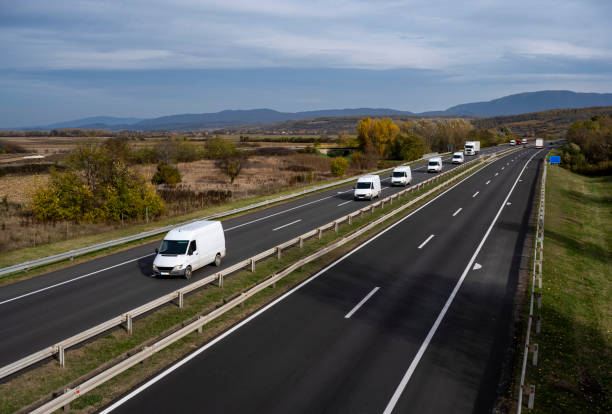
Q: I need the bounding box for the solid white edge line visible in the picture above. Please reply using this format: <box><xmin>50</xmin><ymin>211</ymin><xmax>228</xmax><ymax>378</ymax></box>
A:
<box><xmin>472</xmin><ymin>191</ymin><xmax>479</xmax><ymax>198</ymax></box>
<box><xmin>418</xmin><ymin>234</ymin><xmax>435</xmax><ymax>249</ymax></box>
<box><xmin>381</xmin><ymin>148</ymin><xmax>543</xmax><ymax>414</ymax></box>
<box><xmin>0</xmin><ymin>253</ymin><xmax>156</xmax><ymax>306</ymax></box>
<box><xmin>452</xmin><ymin>208</ymin><xmax>462</xmax><ymax>217</ymax></box>
<box><xmin>100</xmin><ymin>148</ymin><xmax>514</xmax><ymax>413</ymax></box>
<box><xmin>337</xmin><ymin>200</ymin><xmax>352</xmax><ymax>207</ymax></box>
<box><xmin>272</xmin><ymin>219</ymin><xmax>302</xmax><ymax>232</ymax></box>
<box><xmin>344</xmin><ymin>286</ymin><xmax>380</xmax><ymax>319</ymax></box>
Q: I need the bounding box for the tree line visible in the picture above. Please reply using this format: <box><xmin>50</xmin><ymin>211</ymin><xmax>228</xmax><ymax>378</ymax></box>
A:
<box><xmin>560</xmin><ymin>115</ymin><xmax>611</xmax><ymax>175</ymax></box>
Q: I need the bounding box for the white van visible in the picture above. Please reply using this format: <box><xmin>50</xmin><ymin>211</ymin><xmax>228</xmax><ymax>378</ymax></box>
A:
<box><xmin>510</xmin><ymin>139</ymin><xmax>516</xmax><ymax>146</ymax></box>
<box><xmin>153</xmin><ymin>220</ymin><xmax>226</xmax><ymax>279</ymax></box>
<box><xmin>427</xmin><ymin>157</ymin><xmax>443</xmax><ymax>173</ymax></box>
<box><xmin>391</xmin><ymin>166</ymin><xmax>412</xmax><ymax>186</ymax></box>
<box><xmin>452</xmin><ymin>152</ymin><xmax>465</xmax><ymax>164</ymax></box>
<box><xmin>354</xmin><ymin>174</ymin><xmax>382</xmax><ymax>200</ymax></box>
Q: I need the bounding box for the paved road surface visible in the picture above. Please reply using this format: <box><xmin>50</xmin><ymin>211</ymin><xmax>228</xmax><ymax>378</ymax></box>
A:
<box><xmin>101</xmin><ymin>147</ymin><xmax>546</xmax><ymax>413</ymax></box>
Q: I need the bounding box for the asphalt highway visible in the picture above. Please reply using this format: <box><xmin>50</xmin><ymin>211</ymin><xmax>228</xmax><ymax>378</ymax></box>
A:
<box><xmin>103</xmin><ymin>146</ymin><xmax>546</xmax><ymax>414</ymax></box>
<box><xmin>0</xmin><ymin>146</ymin><xmax>504</xmax><ymax>367</ymax></box>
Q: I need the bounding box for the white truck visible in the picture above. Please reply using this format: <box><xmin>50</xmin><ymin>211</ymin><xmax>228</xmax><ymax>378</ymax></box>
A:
<box><xmin>354</xmin><ymin>174</ymin><xmax>382</xmax><ymax>200</ymax></box>
<box><xmin>464</xmin><ymin>141</ymin><xmax>480</xmax><ymax>155</ymax></box>
<box><xmin>153</xmin><ymin>220</ymin><xmax>226</xmax><ymax>279</ymax></box>
<box><xmin>535</xmin><ymin>138</ymin><xmax>544</xmax><ymax>148</ymax></box>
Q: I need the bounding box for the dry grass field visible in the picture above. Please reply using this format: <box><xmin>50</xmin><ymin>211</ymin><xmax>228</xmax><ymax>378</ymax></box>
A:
<box><xmin>0</xmin><ymin>135</ymin><xmax>340</xmax><ymax>254</ymax></box>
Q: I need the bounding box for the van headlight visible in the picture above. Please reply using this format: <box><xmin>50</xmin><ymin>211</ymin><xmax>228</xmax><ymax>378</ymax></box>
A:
<box><xmin>152</xmin><ymin>264</ymin><xmax>158</xmax><ymax>270</ymax></box>
<box><xmin>172</xmin><ymin>265</ymin><xmax>184</xmax><ymax>271</ymax></box>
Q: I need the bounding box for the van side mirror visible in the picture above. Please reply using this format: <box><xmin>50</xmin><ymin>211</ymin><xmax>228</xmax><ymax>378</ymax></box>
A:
<box><xmin>155</xmin><ymin>248</ymin><xmax>159</xmax><ymax>254</ymax></box>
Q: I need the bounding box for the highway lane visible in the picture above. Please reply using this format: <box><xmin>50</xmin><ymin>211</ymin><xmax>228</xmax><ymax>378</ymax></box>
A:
<box><xmin>0</xmin><ymin>146</ymin><xmax>503</xmax><ymax>367</ymax></box>
<box><xmin>104</xmin><ymin>147</ymin><xmax>544</xmax><ymax>413</ymax></box>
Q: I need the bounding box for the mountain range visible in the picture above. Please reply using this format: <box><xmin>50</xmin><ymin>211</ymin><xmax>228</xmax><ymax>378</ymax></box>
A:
<box><xmin>14</xmin><ymin>90</ymin><xmax>612</xmax><ymax>131</ymax></box>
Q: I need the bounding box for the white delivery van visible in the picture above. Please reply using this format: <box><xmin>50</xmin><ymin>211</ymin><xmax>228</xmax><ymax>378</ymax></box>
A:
<box><xmin>354</xmin><ymin>174</ymin><xmax>382</xmax><ymax>200</ymax></box>
<box><xmin>464</xmin><ymin>141</ymin><xmax>480</xmax><ymax>155</ymax></box>
<box><xmin>391</xmin><ymin>166</ymin><xmax>412</xmax><ymax>186</ymax></box>
<box><xmin>427</xmin><ymin>157</ymin><xmax>443</xmax><ymax>173</ymax></box>
<box><xmin>535</xmin><ymin>138</ymin><xmax>543</xmax><ymax>148</ymax></box>
<box><xmin>521</xmin><ymin>138</ymin><xmax>528</xmax><ymax>145</ymax></box>
<box><xmin>153</xmin><ymin>220</ymin><xmax>226</xmax><ymax>279</ymax></box>
<box><xmin>510</xmin><ymin>139</ymin><xmax>516</xmax><ymax>146</ymax></box>
<box><xmin>452</xmin><ymin>152</ymin><xmax>465</xmax><ymax>164</ymax></box>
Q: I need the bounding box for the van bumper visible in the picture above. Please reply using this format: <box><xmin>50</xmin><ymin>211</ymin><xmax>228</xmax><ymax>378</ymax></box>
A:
<box><xmin>153</xmin><ymin>268</ymin><xmax>187</xmax><ymax>277</ymax></box>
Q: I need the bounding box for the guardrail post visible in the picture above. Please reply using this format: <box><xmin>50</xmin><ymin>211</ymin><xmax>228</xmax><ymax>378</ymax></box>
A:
<box><xmin>124</xmin><ymin>314</ymin><xmax>133</xmax><ymax>334</ymax></box>
<box><xmin>334</xmin><ymin>221</ymin><xmax>338</xmax><ymax>233</ymax></box>
<box><xmin>318</xmin><ymin>228</ymin><xmax>322</xmax><ymax>240</ymax></box>
<box><xmin>197</xmin><ymin>316</ymin><xmax>203</xmax><ymax>333</ymax></box>
<box><xmin>218</xmin><ymin>273</ymin><xmax>223</xmax><ymax>288</ymax></box>
<box><xmin>276</xmin><ymin>246</ymin><xmax>282</xmax><ymax>260</ymax></box>
<box><xmin>177</xmin><ymin>292</ymin><xmax>184</xmax><ymax>308</ymax></box>
<box><xmin>528</xmin><ymin>385</ymin><xmax>535</xmax><ymax>409</ymax></box>
<box><xmin>299</xmin><ymin>236</ymin><xmax>304</xmax><ymax>249</ymax></box>
<box><xmin>381</xmin><ymin>200</ymin><xmax>385</xmax><ymax>208</ymax></box>
<box><xmin>536</xmin><ymin>314</ymin><xmax>541</xmax><ymax>333</ymax></box>
<box><xmin>532</xmin><ymin>343</ymin><xmax>538</xmax><ymax>366</ymax></box>
<box><xmin>348</xmin><ymin>214</ymin><xmax>352</xmax><ymax>225</ymax></box>
<box><xmin>370</xmin><ymin>205</ymin><xmax>374</xmax><ymax>214</ymax></box>
<box><xmin>63</xmin><ymin>388</ymin><xmax>70</xmax><ymax>411</ymax></box>
<box><xmin>535</xmin><ymin>292</ymin><xmax>542</xmax><ymax>309</ymax></box>
<box><xmin>57</xmin><ymin>345</ymin><xmax>65</xmax><ymax>367</ymax></box>
<box><xmin>250</xmin><ymin>258</ymin><xmax>256</xmax><ymax>272</ymax></box>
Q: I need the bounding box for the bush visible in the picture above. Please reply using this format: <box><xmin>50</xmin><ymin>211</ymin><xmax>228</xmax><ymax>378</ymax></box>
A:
<box><xmin>387</xmin><ymin>133</ymin><xmax>426</xmax><ymax>161</ymax></box>
<box><xmin>330</xmin><ymin>157</ymin><xmax>349</xmax><ymax>176</ymax></box>
<box><xmin>151</xmin><ymin>163</ymin><xmax>182</xmax><ymax>186</ymax></box>
<box><xmin>205</xmin><ymin>137</ymin><xmax>237</xmax><ymax>159</ymax></box>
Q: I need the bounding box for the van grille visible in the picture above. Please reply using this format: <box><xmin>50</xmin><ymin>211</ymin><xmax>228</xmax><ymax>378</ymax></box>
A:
<box><xmin>157</xmin><ymin>267</ymin><xmax>173</xmax><ymax>272</ymax></box>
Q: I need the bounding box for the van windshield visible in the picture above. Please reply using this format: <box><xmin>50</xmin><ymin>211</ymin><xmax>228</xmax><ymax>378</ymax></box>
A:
<box><xmin>392</xmin><ymin>171</ymin><xmax>406</xmax><ymax>177</ymax></box>
<box><xmin>159</xmin><ymin>240</ymin><xmax>189</xmax><ymax>254</ymax></box>
<box><xmin>356</xmin><ymin>182</ymin><xmax>372</xmax><ymax>189</ymax></box>
<box><xmin>428</xmin><ymin>161</ymin><xmax>440</xmax><ymax>166</ymax></box>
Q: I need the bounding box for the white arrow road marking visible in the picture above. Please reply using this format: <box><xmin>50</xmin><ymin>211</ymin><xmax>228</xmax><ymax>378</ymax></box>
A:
<box><xmin>473</xmin><ymin>263</ymin><xmax>482</xmax><ymax>270</ymax></box>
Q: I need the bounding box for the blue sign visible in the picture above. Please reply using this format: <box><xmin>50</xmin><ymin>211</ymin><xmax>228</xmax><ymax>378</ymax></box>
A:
<box><xmin>550</xmin><ymin>155</ymin><xmax>561</xmax><ymax>164</ymax></box>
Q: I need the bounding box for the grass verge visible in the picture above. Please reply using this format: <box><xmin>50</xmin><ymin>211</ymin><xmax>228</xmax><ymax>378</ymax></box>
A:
<box><xmin>524</xmin><ymin>165</ymin><xmax>610</xmax><ymax>413</ymax></box>
<box><xmin>1</xmin><ymin>159</ymin><xmax>482</xmax><ymax>414</ymax></box>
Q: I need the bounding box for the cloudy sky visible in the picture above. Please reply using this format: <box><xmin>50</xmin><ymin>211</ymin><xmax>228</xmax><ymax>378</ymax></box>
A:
<box><xmin>1</xmin><ymin>0</ymin><xmax>611</xmax><ymax>126</ymax></box>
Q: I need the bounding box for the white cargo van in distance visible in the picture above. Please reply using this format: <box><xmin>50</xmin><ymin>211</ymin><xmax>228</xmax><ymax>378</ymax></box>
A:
<box><xmin>452</xmin><ymin>152</ymin><xmax>465</xmax><ymax>164</ymax></box>
<box><xmin>153</xmin><ymin>220</ymin><xmax>226</xmax><ymax>279</ymax></box>
<box><xmin>464</xmin><ymin>141</ymin><xmax>480</xmax><ymax>155</ymax></box>
<box><xmin>427</xmin><ymin>157</ymin><xmax>443</xmax><ymax>173</ymax></box>
<box><xmin>354</xmin><ymin>174</ymin><xmax>381</xmax><ymax>200</ymax></box>
<box><xmin>535</xmin><ymin>138</ymin><xmax>544</xmax><ymax>148</ymax></box>
<box><xmin>391</xmin><ymin>166</ymin><xmax>412</xmax><ymax>186</ymax></box>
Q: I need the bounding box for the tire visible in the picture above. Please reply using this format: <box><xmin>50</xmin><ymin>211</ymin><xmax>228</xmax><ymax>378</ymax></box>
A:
<box><xmin>184</xmin><ymin>266</ymin><xmax>192</xmax><ymax>280</ymax></box>
<box><xmin>214</xmin><ymin>253</ymin><xmax>222</xmax><ymax>267</ymax></box>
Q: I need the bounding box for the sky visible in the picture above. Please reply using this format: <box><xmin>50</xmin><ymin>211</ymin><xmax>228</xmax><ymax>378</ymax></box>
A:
<box><xmin>1</xmin><ymin>0</ymin><xmax>611</xmax><ymax>127</ymax></box>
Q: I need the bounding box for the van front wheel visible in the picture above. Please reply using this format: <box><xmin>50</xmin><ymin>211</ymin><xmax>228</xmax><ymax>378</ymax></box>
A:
<box><xmin>214</xmin><ymin>253</ymin><xmax>222</xmax><ymax>267</ymax></box>
<box><xmin>184</xmin><ymin>266</ymin><xmax>192</xmax><ymax>280</ymax></box>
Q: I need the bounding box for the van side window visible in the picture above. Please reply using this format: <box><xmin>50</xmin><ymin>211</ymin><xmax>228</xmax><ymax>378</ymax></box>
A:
<box><xmin>188</xmin><ymin>240</ymin><xmax>197</xmax><ymax>254</ymax></box>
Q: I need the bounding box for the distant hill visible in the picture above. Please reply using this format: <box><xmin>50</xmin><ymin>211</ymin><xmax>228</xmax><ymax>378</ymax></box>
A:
<box><xmin>9</xmin><ymin>90</ymin><xmax>612</xmax><ymax>131</ymax></box>
<box><xmin>45</xmin><ymin>116</ymin><xmax>144</xmax><ymax>129</ymax></box>
<box><xmin>442</xmin><ymin>90</ymin><xmax>612</xmax><ymax>117</ymax></box>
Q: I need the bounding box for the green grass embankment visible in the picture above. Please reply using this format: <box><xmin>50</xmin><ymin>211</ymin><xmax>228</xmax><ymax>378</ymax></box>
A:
<box><xmin>528</xmin><ymin>165</ymin><xmax>611</xmax><ymax>413</ymax></box>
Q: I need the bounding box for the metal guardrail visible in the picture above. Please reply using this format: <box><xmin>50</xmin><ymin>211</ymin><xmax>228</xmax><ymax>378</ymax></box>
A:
<box><xmin>0</xmin><ymin>153</ymin><xmax>451</xmax><ymax>277</ymax></box>
<box><xmin>26</xmin><ymin>148</ymin><xmax>515</xmax><ymax>413</ymax></box>
<box><xmin>1</xmin><ymin>149</ymin><xmax>512</xmax><ymax>385</ymax></box>
<box><xmin>517</xmin><ymin>158</ymin><xmax>547</xmax><ymax>412</ymax></box>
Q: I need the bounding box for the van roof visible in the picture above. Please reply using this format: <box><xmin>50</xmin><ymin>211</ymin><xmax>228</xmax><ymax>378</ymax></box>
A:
<box><xmin>357</xmin><ymin>174</ymin><xmax>380</xmax><ymax>181</ymax></box>
<box><xmin>429</xmin><ymin>157</ymin><xmax>442</xmax><ymax>162</ymax></box>
<box><xmin>165</xmin><ymin>220</ymin><xmax>220</xmax><ymax>240</ymax></box>
<box><xmin>453</xmin><ymin>152</ymin><xmax>463</xmax><ymax>156</ymax></box>
<box><xmin>393</xmin><ymin>166</ymin><xmax>411</xmax><ymax>171</ymax></box>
